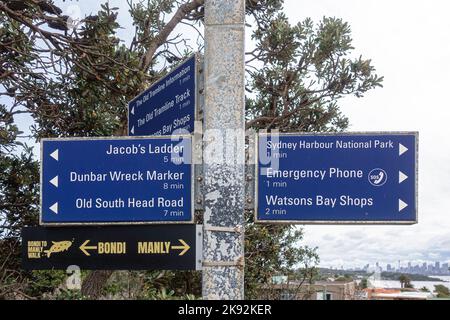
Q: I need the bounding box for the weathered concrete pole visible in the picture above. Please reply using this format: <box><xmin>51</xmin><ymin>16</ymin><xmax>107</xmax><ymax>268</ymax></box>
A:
<box><xmin>202</xmin><ymin>0</ymin><xmax>246</xmax><ymax>299</ymax></box>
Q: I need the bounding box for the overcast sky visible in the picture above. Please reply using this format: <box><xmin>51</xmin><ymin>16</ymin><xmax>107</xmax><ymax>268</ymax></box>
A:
<box><xmin>12</xmin><ymin>0</ymin><xmax>450</xmax><ymax>269</ymax></box>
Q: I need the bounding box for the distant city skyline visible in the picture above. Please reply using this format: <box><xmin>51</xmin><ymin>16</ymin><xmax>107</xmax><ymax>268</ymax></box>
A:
<box><xmin>328</xmin><ymin>260</ymin><xmax>450</xmax><ymax>276</ymax></box>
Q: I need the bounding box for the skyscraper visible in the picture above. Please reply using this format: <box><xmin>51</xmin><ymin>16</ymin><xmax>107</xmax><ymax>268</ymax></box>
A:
<box><xmin>442</xmin><ymin>263</ymin><xmax>449</xmax><ymax>274</ymax></box>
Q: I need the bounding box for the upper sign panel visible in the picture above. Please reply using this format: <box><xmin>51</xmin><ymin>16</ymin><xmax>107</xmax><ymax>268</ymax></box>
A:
<box><xmin>256</xmin><ymin>132</ymin><xmax>418</xmax><ymax>224</ymax></box>
<box><xmin>128</xmin><ymin>54</ymin><xmax>197</xmax><ymax>136</ymax></box>
<box><xmin>40</xmin><ymin>136</ymin><xmax>193</xmax><ymax>225</ymax></box>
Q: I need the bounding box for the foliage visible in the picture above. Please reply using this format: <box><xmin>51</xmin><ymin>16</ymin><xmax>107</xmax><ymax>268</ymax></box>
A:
<box><xmin>334</xmin><ymin>274</ymin><xmax>353</xmax><ymax>282</ymax></box>
<box><xmin>398</xmin><ymin>274</ymin><xmax>413</xmax><ymax>289</ymax></box>
<box><xmin>434</xmin><ymin>284</ymin><xmax>450</xmax><ymax>298</ymax></box>
<box><xmin>137</xmin><ymin>270</ymin><xmax>201</xmax><ymax>299</ymax></box>
<box><xmin>246</xmin><ymin>13</ymin><xmax>383</xmax><ymax>132</ymax></box>
<box><xmin>0</xmin><ymin>0</ymin><xmax>382</xmax><ymax>299</ymax></box>
<box><xmin>244</xmin><ymin>222</ymin><xmax>319</xmax><ymax>298</ymax></box>
<box><xmin>359</xmin><ymin>278</ymin><xmax>368</xmax><ymax>289</ymax></box>
<box><xmin>24</xmin><ymin>270</ymin><xmax>68</xmax><ymax>298</ymax></box>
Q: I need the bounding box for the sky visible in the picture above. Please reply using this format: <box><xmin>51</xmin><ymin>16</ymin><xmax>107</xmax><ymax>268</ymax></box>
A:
<box><xmin>9</xmin><ymin>0</ymin><xmax>450</xmax><ymax>269</ymax></box>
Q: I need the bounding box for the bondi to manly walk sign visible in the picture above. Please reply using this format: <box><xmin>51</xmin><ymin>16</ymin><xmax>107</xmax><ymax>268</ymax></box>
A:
<box><xmin>22</xmin><ymin>225</ymin><xmax>202</xmax><ymax>270</ymax></box>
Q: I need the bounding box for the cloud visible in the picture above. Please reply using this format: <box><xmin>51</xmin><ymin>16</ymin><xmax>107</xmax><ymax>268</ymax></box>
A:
<box><xmin>345</xmin><ymin>230</ymin><xmax>366</xmax><ymax>240</ymax></box>
<box><xmin>322</xmin><ymin>234</ymin><xmax>335</xmax><ymax>241</ymax></box>
<box><xmin>303</xmin><ymin>224</ymin><xmax>450</xmax><ymax>267</ymax></box>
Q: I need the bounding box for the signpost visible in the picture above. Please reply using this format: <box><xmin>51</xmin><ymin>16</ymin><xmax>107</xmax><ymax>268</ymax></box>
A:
<box><xmin>40</xmin><ymin>136</ymin><xmax>193</xmax><ymax>225</ymax></box>
<box><xmin>202</xmin><ymin>0</ymin><xmax>246</xmax><ymax>299</ymax></box>
<box><xmin>19</xmin><ymin>0</ymin><xmax>420</xmax><ymax>300</ymax></box>
<box><xmin>22</xmin><ymin>225</ymin><xmax>202</xmax><ymax>270</ymax></box>
<box><xmin>128</xmin><ymin>54</ymin><xmax>198</xmax><ymax>136</ymax></box>
<box><xmin>256</xmin><ymin>132</ymin><xmax>418</xmax><ymax>224</ymax></box>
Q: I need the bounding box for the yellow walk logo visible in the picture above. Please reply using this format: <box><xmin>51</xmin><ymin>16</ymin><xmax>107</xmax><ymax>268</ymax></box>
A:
<box><xmin>27</xmin><ymin>240</ymin><xmax>73</xmax><ymax>259</ymax></box>
<box><xmin>44</xmin><ymin>240</ymin><xmax>73</xmax><ymax>257</ymax></box>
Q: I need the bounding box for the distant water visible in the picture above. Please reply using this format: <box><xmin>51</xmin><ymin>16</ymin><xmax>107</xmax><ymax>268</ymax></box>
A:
<box><xmin>370</xmin><ymin>275</ymin><xmax>450</xmax><ymax>293</ymax></box>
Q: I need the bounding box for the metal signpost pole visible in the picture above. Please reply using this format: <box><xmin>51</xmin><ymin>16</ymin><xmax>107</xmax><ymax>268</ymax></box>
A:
<box><xmin>202</xmin><ymin>0</ymin><xmax>246</xmax><ymax>299</ymax></box>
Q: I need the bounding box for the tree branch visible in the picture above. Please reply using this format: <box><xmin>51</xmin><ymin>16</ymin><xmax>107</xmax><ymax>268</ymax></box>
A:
<box><xmin>139</xmin><ymin>0</ymin><xmax>204</xmax><ymax>72</ymax></box>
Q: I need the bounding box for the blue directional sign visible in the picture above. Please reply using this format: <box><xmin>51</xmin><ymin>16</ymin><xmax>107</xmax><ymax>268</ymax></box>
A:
<box><xmin>256</xmin><ymin>133</ymin><xmax>418</xmax><ymax>224</ymax></box>
<box><xmin>40</xmin><ymin>136</ymin><xmax>193</xmax><ymax>225</ymax></box>
<box><xmin>128</xmin><ymin>54</ymin><xmax>197</xmax><ymax>136</ymax></box>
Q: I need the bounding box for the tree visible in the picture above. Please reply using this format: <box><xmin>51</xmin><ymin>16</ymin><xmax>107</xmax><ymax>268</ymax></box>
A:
<box><xmin>359</xmin><ymin>278</ymin><xmax>368</xmax><ymax>289</ymax></box>
<box><xmin>0</xmin><ymin>0</ymin><xmax>382</xmax><ymax>299</ymax></box>
<box><xmin>0</xmin><ymin>105</ymin><xmax>39</xmax><ymax>299</ymax></box>
<box><xmin>245</xmin><ymin>13</ymin><xmax>382</xmax><ymax>131</ymax></box>
<box><xmin>399</xmin><ymin>274</ymin><xmax>412</xmax><ymax>289</ymax></box>
<box><xmin>434</xmin><ymin>284</ymin><xmax>450</xmax><ymax>298</ymax></box>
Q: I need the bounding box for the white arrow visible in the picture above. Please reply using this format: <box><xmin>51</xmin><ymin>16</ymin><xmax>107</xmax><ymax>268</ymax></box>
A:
<box><xmin>399</xmin><ymin>199</ymin><xmax>408</xmax><ymax>212</ymax></box>
<box><xmin>50</xmin><ymin>149</ymin><xmax>59</xmax><ymax>161</ymax></box>
<box><xmin>131</xmin><ymin>126</ymin><xmax>135</xmax><ymax>135</ymax></box>
<box><xmin>131</xmin><ymin>106</ymin><xmax>135</xmax><ymax>115</ymax></box>
<box><xmin>399</xmin><ymin>143</ymin><xmax>408</xmax><ymax>156</ymax></box>
<box><xmin>50</xmin><ymin>176</ymin><xmax>58</xmax><ymax>188</ymax></box>
<box><xmin>49</xmin><ymin>202</ymin><xmax>58</xmax><ymax>214</ymax></box>
<box><xmin>399</xmin><ymin>171</ymin><xmax>408</xmax><ymax>184</ymax></box>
